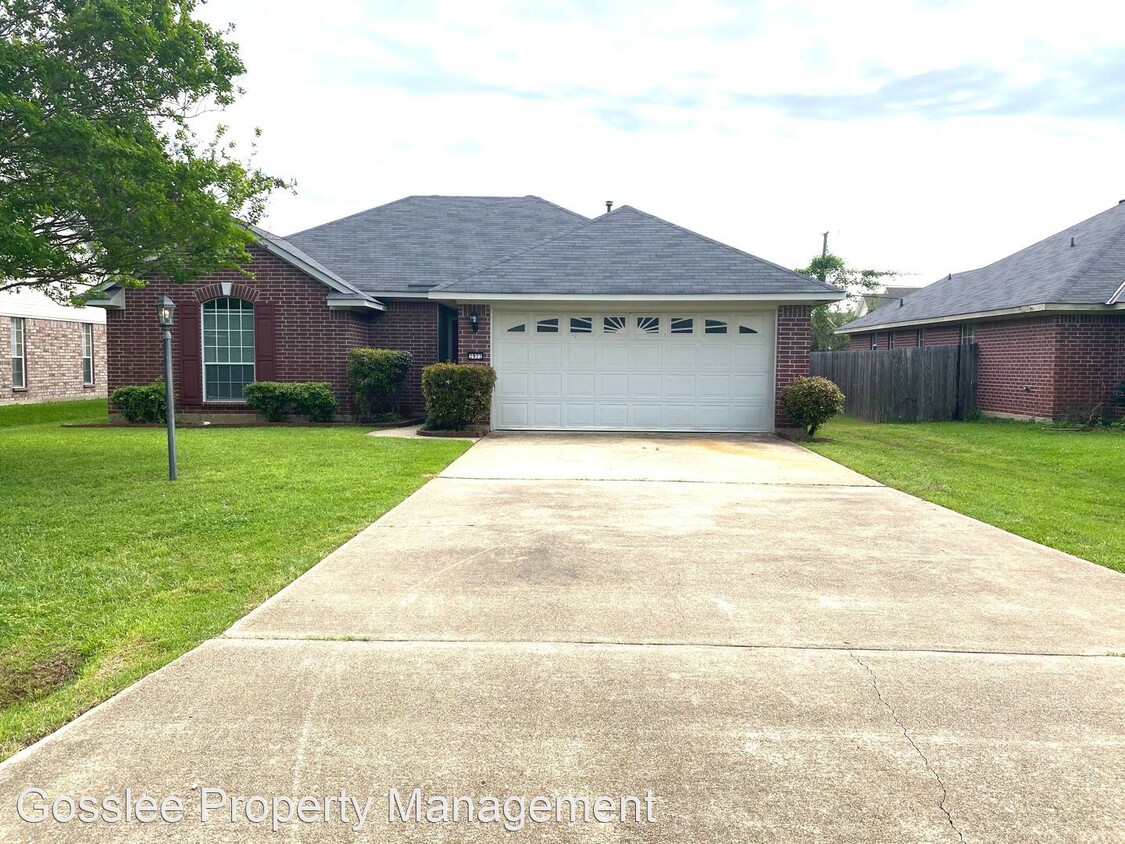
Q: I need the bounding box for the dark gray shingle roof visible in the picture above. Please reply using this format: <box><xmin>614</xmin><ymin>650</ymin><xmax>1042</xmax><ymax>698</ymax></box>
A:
<box><xmin>844</xmin><ymin>202</ymin><xmax>1125</xmax><ymax>332</ymax></box>
<box><xmin>433</xmin><ymin>206</ymin><xmax>840</xmax><ymax>297</ymax></box>
<box><xmin>249</xmin><ymin>225</ymin><xmax>375</xmax><ymax>300</ymax></box>
<box><xmin>286</xmin><ymin>196</ymin><xmax>588</xmax><ymax>294</ymax></box>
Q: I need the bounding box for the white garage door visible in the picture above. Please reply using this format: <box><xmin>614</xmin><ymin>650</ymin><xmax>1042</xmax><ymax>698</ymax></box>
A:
<box><xmin>492</xmin><ymin>310</ymin><xmax>775</xmax><ymax>432</ymax></box>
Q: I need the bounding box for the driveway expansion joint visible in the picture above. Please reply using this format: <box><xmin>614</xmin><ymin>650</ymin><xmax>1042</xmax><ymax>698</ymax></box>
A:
<box><xmin>851</xmin><ymin>653</ymin><xmax>966</xmax><ymax>843</ymax></box>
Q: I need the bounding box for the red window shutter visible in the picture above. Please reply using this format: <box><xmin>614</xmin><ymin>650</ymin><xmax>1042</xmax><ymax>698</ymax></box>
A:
<box><xmin>179</xmin><ymin>304</ymin><xmax>202</xmax><ymax>404</ymax></box>
<box><xmin>255</xmin><ymin>304</ymin><xmax>276</xmax><ymax>382</ymax></box>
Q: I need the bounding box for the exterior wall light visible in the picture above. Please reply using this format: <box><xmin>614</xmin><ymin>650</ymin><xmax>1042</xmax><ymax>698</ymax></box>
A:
<box><xmin>469</xmin><ymin>308</ymin><xmax>480</xmax><ymax>333</ymax></box>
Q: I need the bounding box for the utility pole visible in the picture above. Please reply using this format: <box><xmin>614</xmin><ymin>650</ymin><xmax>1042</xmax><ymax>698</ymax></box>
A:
<box><xmin>819</xmin><ymin>231</ymin><xmax>829</xmax><ymax>282</ymax></box>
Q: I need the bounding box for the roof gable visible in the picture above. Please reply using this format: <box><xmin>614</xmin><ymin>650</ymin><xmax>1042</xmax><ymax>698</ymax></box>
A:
<box><xmin>286</xmin><ymin>196</ymin><xmax>588</xmax><ymax>294</ymax></box>
<box><xmin>845</xmin><ymin>202</ymin><xmax>1125</xmax><ymax>332</ymax></box>
<box><xmin>433</xmin><ymin>206</ymin><xmax>840</xmax><ymax>298</ymax></box>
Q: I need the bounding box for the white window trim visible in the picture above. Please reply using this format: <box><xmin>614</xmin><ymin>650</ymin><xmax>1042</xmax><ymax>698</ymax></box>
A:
<box><xmin>81</xmin><ymin>323</ymin><xmax>95</xmax><ymax>386</ymax></box>
<box><xmin>201</xmin><ymin>298</ymin><xmax>256</xmax><ymax>403</ymax></box>
<box><xmin>10</xmin><ymin>316</ymin><xmax>26</xmax><ymax>390</ymax></box>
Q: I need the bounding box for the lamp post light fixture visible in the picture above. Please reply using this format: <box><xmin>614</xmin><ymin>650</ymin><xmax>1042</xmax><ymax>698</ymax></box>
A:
<box><xmin>156</xmin><ymin>295</ymin><xmax>178</xmax><ymax>481</ymax></box>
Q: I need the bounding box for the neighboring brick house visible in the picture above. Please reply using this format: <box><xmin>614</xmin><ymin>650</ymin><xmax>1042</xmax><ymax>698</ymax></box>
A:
<box><xmin>841</xmin><ymin>202</ymin><xmax>1125</xmax><ymax>421</ymax></box>
<box><xmin>89</xmin><ymin>196</ymin><xmax>841</xmax><ymax>432</ymax></box>
<box><xmin>1</xmin><ymin>288</ymin><xmax>107</xmax><ymax>405</ymax></box>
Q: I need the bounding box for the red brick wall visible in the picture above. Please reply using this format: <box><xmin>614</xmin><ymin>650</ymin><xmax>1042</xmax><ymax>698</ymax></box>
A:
<box><xmin>107</xmin><ymin>246</ymin><xmax>375</xmax><ymax>416</ymax></box>
<box><xmin>455</xmin><ymin>304</ymin><xmax>492</xmax><ymax>424</ymax></box>
<box><xmin>368</xmin><ymin>299</ymin><xmax>439</xmax><ymax>413</ymax></box>
<box><xmin>1</xmin><ymin>316</ymin><xmax>107</xmax><ymax>404</ymax></box>
<box><xmin>457</xmin><ymin>304</ymin><xmax>491</xmax><ymax>365</ymax></box>
<box><xmin>922</xmin><ymin>325</ymin><xmax>961</xmax><ymax>346</ymax></box>
<box><xmin>1053</xmin><ymin>314</ymin><xmax>1125</xmax><ymax>417</ymax></box>
<box><xmin>775</xmin><ymin>304</ymin><xmax>812</xmax><ymax>427</ymax></box>
<box><xmin>893</xmin><ymin>328</ymin><xmax>920</xmax><ymax>348</ymax></box>
<box><xmin>974</xmin><ymin>318</ymin><xmax>1057</xmax><ymax>419</ymax></box>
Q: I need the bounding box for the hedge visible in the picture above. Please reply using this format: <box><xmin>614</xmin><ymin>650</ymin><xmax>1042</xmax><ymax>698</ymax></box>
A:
<box><xmin>244</xmin><ymin>381</ymin><xmax>338</xmax><ymax>422</ymax></box>
<box><xmin>421</xmin><ymin>363</ymin><xmax>496</xmax><ymax>430</ymax></box>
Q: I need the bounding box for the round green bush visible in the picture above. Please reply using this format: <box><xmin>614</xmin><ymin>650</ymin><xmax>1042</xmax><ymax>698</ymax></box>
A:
<box><xmin>421</xmin><ymin>363</ymin><xmax>496</xmax><ymax>430</ymax></box>
<box><xmin>779</xmin><ymin>376</ymin><xmax>845</xmax><ymax>437</ymax></box>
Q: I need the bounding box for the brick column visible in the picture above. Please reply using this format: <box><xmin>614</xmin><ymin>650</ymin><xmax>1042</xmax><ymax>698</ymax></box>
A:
<box><xmin>775</xmin><ymin>305</ymin><xmax>812</xmax><ymax>428</ymax></box>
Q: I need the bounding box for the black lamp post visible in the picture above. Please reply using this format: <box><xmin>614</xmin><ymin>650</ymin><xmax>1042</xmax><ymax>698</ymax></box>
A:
<box><xmin>156</xmin><ymin>295</ymin><xmax>178</xmax><ymax>481</ymax></box>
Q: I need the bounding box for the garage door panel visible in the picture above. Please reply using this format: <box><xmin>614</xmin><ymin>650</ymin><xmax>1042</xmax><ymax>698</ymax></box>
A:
<box><xmin>495</xmin><ymin>344</ymin><xmax>529</xmax><ymax>367</ymax></box>
<box><xmin>531</xmin><ymin>372</ymin><xmax>562</xmax><ymax>397</ymax></box>
<box><xmin>532</xmin><ymin>403</ymin><xmax>563</xmax><ymax>428</ymax></box>
<box><xmin>565</xmin><ymin>404</ymin><xmax>596</xmax><ymax>427</ymax></box>
<box><xmin>631</xmin><ymin>373</ymin><xmax>663</xmax><ymax>398</ymax></box>
<box><xmin>598</xmin><ymin>373</ymin><xmax>629</xmax><ymax>398</ymax></box>
<box><xmin>596</xmin><ymin>404</ymin><xmax>629</xmax><ymax>427</ymax></box>
<box><xmin>497</xmin><ymin>372</ymin><xmax>529</xmax><ymax>398</ymax></box>
<box><xmin>697</xmin><ymin>374</ymin><xmax>730</xmax><ymax>398</ymax></box>
<box><xmin>600</xmin><ymin>346</ymin><xmax>630</xmax><ymax>367</ymax></box>
<box><xmin>533</xmin><ymin>344</ymin><xmax>563</xmax><ymax>367</ymax></box>
<box><xmin>493</xmin><ymin>310</ymin><xmax>775</xmax><ymax>432</ymax></box>
<box><xmin>664</xmin><ymin>374</ymin><xmax>696</xmax><ymax>398</ymax></box>
<box><xmin>564</xmin><ymin>373</ymin><xmax>596</xmax><ymax>397</ymax></box>
<box><xmin>629</xmin><ymin>345</ymin><xmax>663</xmax><ymax>368</ymax></box>
<box><xmin>663</xmin><ymin>346</ymin><xmax>697</xmax><ymax>368</ymax></box>
<box><xmin>496</xmin><ymin>403</ymin><xmax>529</xmax><ymax>428</ymax></box>
<box><xmin>630</xmin><ymin>404</ymin><xmax>664</xmax><ymax>428</ymax></box>
<box><xmin>566</xmin><ymin>345</ymin><xmax>597</xmax><ymax>366</ymax></box>
<box><xmin>662</xmin><ymin>405</ymin><xmax>696</xmax><ymax>428</ymax></box>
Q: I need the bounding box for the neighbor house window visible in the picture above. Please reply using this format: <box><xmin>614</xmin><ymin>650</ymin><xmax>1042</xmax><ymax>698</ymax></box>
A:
<box><xmin>81</xmin><ymin>323</ymin><xmax>94</xmax><ymax>385</ymax></box>
<box><xmin>918</xmin><ymin>328</ymin><xmax>926</xmax><ymax>347</ymax></box>
<box><xmin>202</xmin><ymin>297</ymin><xmax>255</xmax><ymax>401</ymax></box>
<box><xmin>962</xmin><ymin>324</ymin><xmax>975</xmax><ymax>345</ymax></box>
<box><xmin>10</xmin><ymin>317</ymin><xmax>26</xmax><ymax>389</ymax></box>
<box><xmin>870</xmin><ymin>334</ymin><xmax>877</xmax><ymax>350</ymax></box>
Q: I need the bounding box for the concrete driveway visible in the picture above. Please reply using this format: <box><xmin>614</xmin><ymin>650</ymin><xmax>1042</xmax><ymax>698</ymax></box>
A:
<box><xmin>2</xmin><ymin>433</ymin><xmax>1123</xmax><ymax>842</ymax></box>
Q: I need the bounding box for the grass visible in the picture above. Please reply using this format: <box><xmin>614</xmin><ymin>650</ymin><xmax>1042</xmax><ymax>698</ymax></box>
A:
<box><xmin>805</xmin><ymin>415</ymin><xmax>1125</xmax><ymax>574</ymax></box>
<box><xmin>0</xmin><ymin>399</ymin><xmax>470</xmax><ymax>759</ymax></box>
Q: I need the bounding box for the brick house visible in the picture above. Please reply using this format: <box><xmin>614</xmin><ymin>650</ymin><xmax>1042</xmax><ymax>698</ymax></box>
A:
<box><xmin>1</xmin><ymin>288</ymin><xmax>107</xmax><ymax>405</ymax></box>
<box><xmin>88</xmin><ymin>196</ymin><xmax>841</xmax><ymax>432</ymax></box>
<box><xmin>840</xmin><ymin>202</ymin><xmax>1125</xmax><ymax>421</ymax></box>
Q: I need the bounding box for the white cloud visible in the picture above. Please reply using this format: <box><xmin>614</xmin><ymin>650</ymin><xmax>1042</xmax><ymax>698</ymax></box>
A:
<box><xmin>198</xmin><ymin>0</ymin><xmax>1125</xmax><ymax>285</ymax></box>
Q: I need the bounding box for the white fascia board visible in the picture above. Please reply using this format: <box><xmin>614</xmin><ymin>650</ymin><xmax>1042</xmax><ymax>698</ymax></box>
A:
<box><xmin>835</xmin><ymin>301</ymin><xmax>1125</xmax><ymax>334</ymax></box>
<box><xmin>1106</xmin><ymin>279</ymin><xmax>1125</xmax><ymax>305</ymax></box>
<box><xmin>428</xmin><ymin>291</ymin><xmax>844</xmax><ymax>304</ymax></box>
<box><xmin>365</xmin><ymin>291</ymin><xmax>434</xmax><ymax>299</ymax></box>
<box><xmin>326</xmin><ymin>297</ymin><xmax>386</xmax><ymax>312</ymax></box>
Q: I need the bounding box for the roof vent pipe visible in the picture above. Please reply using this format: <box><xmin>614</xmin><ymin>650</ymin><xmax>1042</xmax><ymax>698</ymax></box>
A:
<box><xmin>605</xmin><ymin>200</ymin><xmax>613</xmax><ymax>213</ymax></box>
<box><xmin>1070</xmin><ymin>236</ymin><xmax>1076</xmax><ymax>247</ymax></box>
<box><xmin>899</xmin><ymin>298</ymin><xmax>904</xmax><ymax>307</ymax></box>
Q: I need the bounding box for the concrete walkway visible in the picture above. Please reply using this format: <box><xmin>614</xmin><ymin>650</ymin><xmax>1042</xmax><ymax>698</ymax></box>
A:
<box><xmin>2</xmin><ymin>433</ymin><xmax>1123</xmax><ymax>841</ymax></box>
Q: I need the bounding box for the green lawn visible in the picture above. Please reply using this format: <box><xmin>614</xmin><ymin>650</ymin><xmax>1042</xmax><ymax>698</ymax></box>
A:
<box><xmin>0</xmin><ymin>400</ymin><xmax>469</xmax><ymax>759</ymax></box>
<box><xmin>805</xmin><ymin>415</ymin><xmax>1125</xmax><ymax>574</ymax></box>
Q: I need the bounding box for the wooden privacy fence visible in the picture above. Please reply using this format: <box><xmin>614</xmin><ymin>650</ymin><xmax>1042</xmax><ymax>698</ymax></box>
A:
<box><xmin>809</xmin><ymin>345</ymin><xmax>979</xmax><ymax>422</ymax></box>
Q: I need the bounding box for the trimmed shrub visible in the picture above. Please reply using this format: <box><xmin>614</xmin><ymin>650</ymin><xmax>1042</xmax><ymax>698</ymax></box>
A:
<box><xmin>347</xmin><ymin>348</ymin><xmax>413</xmax><ymax>421</ymax></box>
<box><xmin>421</xmin><ymin>363</ymin><xmax>497</xmax><ymax>430</ymax></box>
<box><xmin>288</xmin><ymin>382</ymin><xmax>338</xmax><ymax>422</ymax></box>
<box><xmin>779</xmin><ymin>376</ymin><xmax>845</xmax><ymax>437</ymax></box>
<box><xmin>109</xmin><ymin>381</ymin><xmax>166</xmax><ymax>423</ymax></box>
<box><xmin>245</xmin><ymin>381</ymin><xmax>338</xmax><ymax>423</ymax></box>
<box><xmin>244</xmin><ymin>382</ymin><xmax>291</xmax><ymax>422</ymax></box>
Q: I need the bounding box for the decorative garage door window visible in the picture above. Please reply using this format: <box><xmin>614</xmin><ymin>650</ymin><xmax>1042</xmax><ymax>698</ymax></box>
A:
<box><xmin>536</xmin><ymin>318</ymin><xmax>559</xmax><ymax>333</ymax></box>
<box><xmin>603</xmin><ymin>316</ymin><xmax>627</xmax><ymax>333</ymax></box>
<box><xmin>670</xmin><ymin>317</ymin><xmax>694</xmax><ymax>334</ymax></box>
<box><xmin>570</xmin><ymin>317</ymin><xmax>593</xmax><ymax>333</ymax></box>
<box><xmin>704</xmin><ymin>319</ymin><xmax>728</xmax><ymax>334</ymax></box>
<box><xmin>636</xmin><ymin>316</ymin><xmax>660</xmax><ymax>334</ymax></box>
<box><xmin>202</xmin><ymin>297</ymin><xmax>255</xmax><ymax>401</ymax></box>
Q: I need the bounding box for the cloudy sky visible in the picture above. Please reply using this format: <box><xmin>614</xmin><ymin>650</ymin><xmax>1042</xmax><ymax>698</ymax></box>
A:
<box><xmin>199</xmin><ymin>0</ymin><xmax>1125</xmax><ymax>287</ymax></box>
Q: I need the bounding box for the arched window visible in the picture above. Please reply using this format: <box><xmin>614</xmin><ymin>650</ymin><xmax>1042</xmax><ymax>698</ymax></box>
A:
<box><xmin>202</xmin><ymin>297</ymin><xmax>255</xmax><ymax>401</ymax></box>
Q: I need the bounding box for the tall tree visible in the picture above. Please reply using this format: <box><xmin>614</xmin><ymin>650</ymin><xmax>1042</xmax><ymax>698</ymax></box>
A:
<box><xmin>0</xmin><ymin>0</ymin><xmax>291</xmax><ymax>301</ymax></box>
<box><xmin>796</xmin><ymin>252</ymin><xmax>899</xmax><ymax>351</ymax></box>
